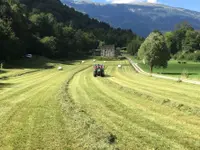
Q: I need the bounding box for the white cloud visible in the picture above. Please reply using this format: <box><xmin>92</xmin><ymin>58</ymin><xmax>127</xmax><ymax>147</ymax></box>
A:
<box><xmin>147</xmin><ymin>0</ymin><xmax>157</xmax><ymax>3</ymax></box>
<box><xmin>106</xmin><ymin>0</ymin><xmax>157</xmax><ymax>4</ymax></box>
<box><xmin>106</xmin><ymin>0</ymin><xmax>143</xmax><ymax>3</ymax></box>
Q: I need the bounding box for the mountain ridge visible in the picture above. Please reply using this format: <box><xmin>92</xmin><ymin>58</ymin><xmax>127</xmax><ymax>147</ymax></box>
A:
<box><xmin>62</xmin><ymin>0</ymin><xmax>200</xmax><ymax>37</ymax></box>
<box><xmin>63</xmin><ymin>0</ymin><xmax>200</xmax><ymax>13</ymax></box>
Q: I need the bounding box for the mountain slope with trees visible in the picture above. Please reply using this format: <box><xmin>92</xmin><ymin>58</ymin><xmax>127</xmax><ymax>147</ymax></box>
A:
<box><xmin>62</xmin><ymin>0</ymin><xmax>200</xmax><ymax>37</ymax></box>
<box><xmin>0</xmin><ymin>0</ymin><xmax>140</xmax><ymax>62</ymax></box>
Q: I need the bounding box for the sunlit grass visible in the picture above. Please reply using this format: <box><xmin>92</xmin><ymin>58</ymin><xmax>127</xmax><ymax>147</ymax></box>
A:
<box><xmin>0</xmin><ymin>57</ymin><xmax>200</xmax><ymax>150</ymax></box>
<box><xmin>132</xmin><ymin>57</ymin><xmax>200</xmax><ymax>80</ymax></box>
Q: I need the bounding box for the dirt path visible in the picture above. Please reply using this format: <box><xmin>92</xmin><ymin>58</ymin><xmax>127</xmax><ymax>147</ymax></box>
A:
<box><xmin>127</xmin><ymin>57</ymin><xmax>200</xmax><ymax>85</ymax></box>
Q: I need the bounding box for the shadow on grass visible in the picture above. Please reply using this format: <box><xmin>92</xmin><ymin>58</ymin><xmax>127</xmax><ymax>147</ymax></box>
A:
<box><xmin>4</xmin><ymin>57</ymin><xmax>56</xmax><ymax>69</ymax></box>
<box><xmin>0</xmin><ymin>83</ymin><xmax>14</xmax><ymax>90</ymax></box>
<box><xmin>161</xmin><ymin>72</ymin><xmax>198</xmax><ymax>75</ymax></box>
<box><xmin>0</xmin><ymin>76</ymin><xmax>9</xmax><ymax>80</ymax></box>
<box><xmin>4</xmin><ymin>57</ymin><xmax>74</xmax><ymax>69</ymax></box>
<box><xmin>0</xmin><ymin>70</ymin><xmax>7</xmax><ymax>74</ymax></box>
<box><xmin>3</xmin><ymin>55</ymin><xmax>92</xmax><ymax>69</ymax></box>
<box><xmin>104</xmin><ymin>74</ymin><xmax>113</xmax><ymax>78</ymax></box>
<box><xmin>103</xmin><ymin>64</ymin><xmax>130</xmax><ymax>66</ymax></box>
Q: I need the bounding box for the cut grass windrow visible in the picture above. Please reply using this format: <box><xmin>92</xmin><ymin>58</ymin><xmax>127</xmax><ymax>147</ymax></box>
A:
<box><xmin>0</xmin><ymin>59</ymin><xmax>200</xmax><ymax>150</ymax></box>
<box><xmin>69</xmin><ymin>60</ymin><xmax>200</xmax><ymax>150</ymax></box>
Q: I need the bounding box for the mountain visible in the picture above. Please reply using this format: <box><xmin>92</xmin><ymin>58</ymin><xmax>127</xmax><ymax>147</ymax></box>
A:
<box><xmin>61</xmin><ymin>0</ymin><xmax>200</xmax><ymax>37</ymax></box>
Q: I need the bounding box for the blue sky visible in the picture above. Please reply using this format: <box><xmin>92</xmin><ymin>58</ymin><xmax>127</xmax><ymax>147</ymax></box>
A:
<box><xmin>92</xmin><ymin>0</ymin><xmax>200</xmax><ymax>12</ymax></box>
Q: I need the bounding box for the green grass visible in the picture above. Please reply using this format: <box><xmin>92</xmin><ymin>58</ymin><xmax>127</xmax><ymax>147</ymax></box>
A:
<box><xmin>132</xmin><ymin>57</ymin><xmax>200</xmax><ymax>80</ymax></box>
<box><xmin>0</xmin><ymin>57</ymin><xmax>200</xmax><ymax>150</ymax></box>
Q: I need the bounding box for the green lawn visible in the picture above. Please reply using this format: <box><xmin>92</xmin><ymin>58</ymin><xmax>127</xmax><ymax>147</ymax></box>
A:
<box><xmin>0</xmin><ymin>57</ymin><xmax>200</xmax><ymax>150</ymax></box>
<box><xmin>132</xmin><ymin>57</ymin><xmax>200</xmax><ymax>80</ymax></box>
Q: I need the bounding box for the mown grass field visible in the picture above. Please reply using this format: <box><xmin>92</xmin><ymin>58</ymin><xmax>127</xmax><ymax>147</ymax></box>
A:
<box><xmin>131</xmin><ymin>56</ymin><xmax>200</xmax><ymax>80</ymax></box>
<box><xmin>0</xmin><ymin>57</ymin><xmax>200</xmax><ymax>150</ymax></box>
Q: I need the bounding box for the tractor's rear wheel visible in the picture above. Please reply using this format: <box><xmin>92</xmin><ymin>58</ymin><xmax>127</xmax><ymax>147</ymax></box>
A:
<box><xmin>101</xmin><ymin>72</ymin><xmax>105</xmax><ymax>77</ymax></box>
<box><xmin>93</xmin><ymin>73</ymin><xmax>97</xmax><ymax>77</ymax></box>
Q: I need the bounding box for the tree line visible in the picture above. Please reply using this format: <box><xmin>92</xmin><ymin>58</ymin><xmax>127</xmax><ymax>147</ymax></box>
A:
<box><xmin>127</xmin><ymin>22</ymin><xmax>200</xmax><ymax>72</ymax></box>
<box><xmin>0</xmin><ymin>0</ymin><xmax>140</xmax><ymax>61</ymax></box>
<box><xmin>165</xmin><ymin>23</ymin><xmax>200</xmax><ymax>61</ymax></box>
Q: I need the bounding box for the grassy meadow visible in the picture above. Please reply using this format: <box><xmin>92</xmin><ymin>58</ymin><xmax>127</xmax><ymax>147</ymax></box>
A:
<box><xmin>0</xmin><ymin>57</ymin><xmax>200</xmax><ymax>150</ymax></box>
<box><xmin>132</xmin><ymin>57</ymin><xmax>200</xmax><ymax>80</ymax></box>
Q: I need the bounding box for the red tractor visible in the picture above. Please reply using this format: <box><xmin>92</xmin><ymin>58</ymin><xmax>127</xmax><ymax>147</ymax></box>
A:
<box><xmin>93</xmin><ymin>64</ymin><xmax>105</xmax><ymax>77</ymax></box>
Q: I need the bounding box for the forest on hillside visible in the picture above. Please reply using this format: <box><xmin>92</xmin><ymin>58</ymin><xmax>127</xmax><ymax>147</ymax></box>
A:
<box><xmin>0</xmin><ymin>0</ymin><xmax>140</xmax><ymax>61</ymax></box>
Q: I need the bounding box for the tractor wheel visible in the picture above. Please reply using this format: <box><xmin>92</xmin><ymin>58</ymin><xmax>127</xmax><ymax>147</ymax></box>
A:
<box><xmin>93</xmin><ymin>73</ymin><xmax>97</xmax><ymax>77</ymax></box>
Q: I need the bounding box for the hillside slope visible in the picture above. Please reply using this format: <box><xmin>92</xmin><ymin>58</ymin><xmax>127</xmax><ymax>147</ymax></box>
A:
<box><xmin>1</xmin><ymin>0</ymin><xmax>138</xmax><ymax>61</ymax></box>
<box><xmin>62</xmin><ymin>0</ymin><xmax>200</xmax><ymax>37</ymax></box>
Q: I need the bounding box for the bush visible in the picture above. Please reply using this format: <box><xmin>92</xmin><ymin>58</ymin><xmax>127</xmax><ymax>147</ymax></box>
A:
<box><xmin>93</xmin><ymin>56</ymin><xmax>126</xmax><ymax>61</ymax></box>
<box><xmin>181</xmin><ymin>69</ymin><xmax>189</xmax><ymax>78</ymax></box>
<box><xmin>193</xmin><ymin>51</ymin><xmax>200</xmax><ymax>61</ymax></box>
<box><xmin>117</xmin><ymin>56</ymin><xmax>126</xmax><ymax>60</ymax></box>
<box><xmin>184</xmin><ymin>53</ymin><xmax>195</xmax><ymax>61</ymax></box>
<box><xmin>173</xmin><ymin>51</ymin><xmax>200</xmax><ymax>62</ymax></box>
<box><xmin>177</xmin><ymin>78</ymin><xmax>182</xmax><ymax>83</ymax></box>
<box><xmin>185</xmin><ymin>51</ymin><xmax>200</xmax><ymax>61</ymax></box>
<box><xmin>173</xmin><ymin>52</ymin><xmax>181</xmax><ymax>60</ymax></box>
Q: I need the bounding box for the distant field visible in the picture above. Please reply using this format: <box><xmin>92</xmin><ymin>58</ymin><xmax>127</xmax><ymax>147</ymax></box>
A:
<box><xmin>0</xmin><ymin>57</ymin><xmax>200</xmax><ymax>150</ymax></box>
<box><xmin>132</xmin><ymin>57</ymin><xmax>200</xmax><ymax>80</ymax></box>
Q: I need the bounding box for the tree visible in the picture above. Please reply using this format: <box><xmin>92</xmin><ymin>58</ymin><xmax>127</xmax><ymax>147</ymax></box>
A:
<box><xmin>182</xmin><ymin>30</ymin><xmax>200</xmax><ymax>52</ymax></box>
<box><xmin>29</xmin><ymin>13</ymin><xmax>56</xmax><ymax>37</ymax></box>
<box><xmin>164</xmin><ymin>32</ymin><xmax>178</xmax><ymax>54</ymax></box>
<box><xmin>0</xmin><ymin>19</ymin><xmax>20</xmax><ymax>61</ymax></box>
<box><xmin>164</xmin><ymin>22</ymin><xmax>200</xmax><ymax>58</ymax></box>
<box><xmin>175</xmin><ymin>22</ymin><xmax>194</xmax><ymax>31</ymax></box>
<box><xmin>40</xmin><ymin>36</ymin><xmax>57</xmax><ymax>57</ymax></box>
<box><xmin>173</xmin><ymin>22</ymin><xmax>194</xmax><ymax>52</ymax></box>
<box><xmin>138</xmin><ymin>31</ymin><xmax>170</xmax><ymax>73</ymax></box>
<box><xmin>127</xmin><ymin>37</ymin><xmax>142</xmax><ymax>55</ymax></box>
